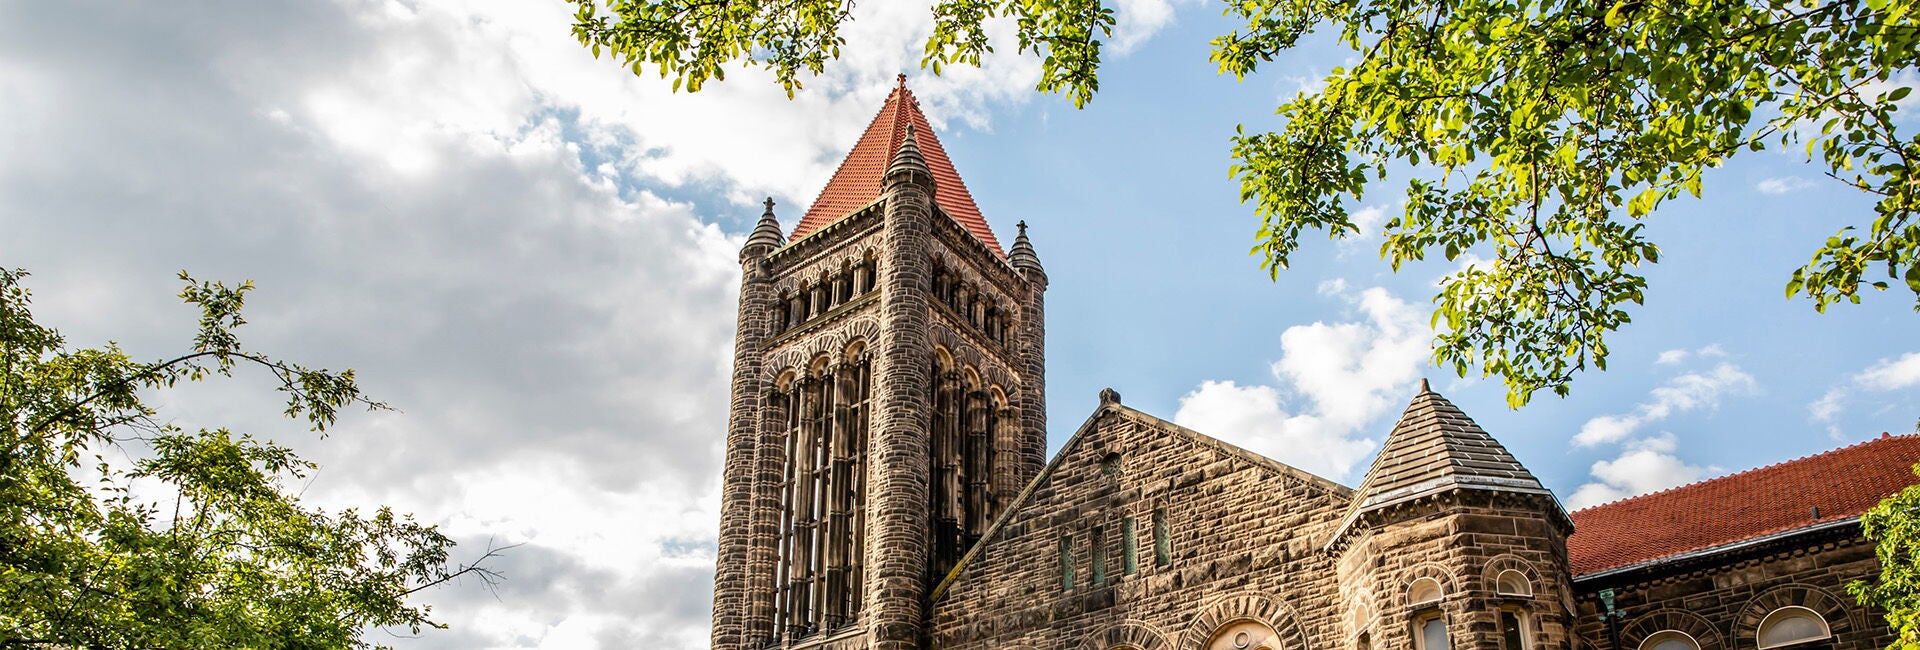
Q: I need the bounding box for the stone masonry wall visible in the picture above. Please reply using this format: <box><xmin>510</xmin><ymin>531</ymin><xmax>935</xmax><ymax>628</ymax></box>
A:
<box><xmin>930</xmin><ymin>405</ymin><xmax>1355</xmax><ymax>650</ymax></box>
<box><xmin>1572</xmin><ymin>533</ymin><xmax>1892</xmax><ymax>650</ymax></box>
<box><xmin>1338</xmin><ymin>494</ymin><xmax>1578</xmax><ymax>650</ymax></box>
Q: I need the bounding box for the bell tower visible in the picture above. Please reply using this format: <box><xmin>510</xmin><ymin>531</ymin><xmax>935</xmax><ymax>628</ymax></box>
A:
<box><xmin>710</xmin><ymin>77</ymin><xmax>1048</xmax><ymax>650</ymax></box>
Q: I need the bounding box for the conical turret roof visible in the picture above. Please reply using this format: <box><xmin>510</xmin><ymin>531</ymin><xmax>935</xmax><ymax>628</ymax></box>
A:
<box><xmin>744</xmin><ymin>197</ymin><xmax>786</xmax><ymax>253</ymax></box>
<box><xmin>793</xmin><ymin>76</ymin><xmax>1002</xmax><ymax>255</ymax></box>
<box><xmin>1346</xmin><ymin>381</ymin><xmax>1553</xmax><ymax>518</ymax></box>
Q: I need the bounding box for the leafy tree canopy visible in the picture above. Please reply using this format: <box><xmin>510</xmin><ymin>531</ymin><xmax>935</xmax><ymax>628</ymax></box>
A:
<box><xmin>0</xmin><ymin>268</ymin><xmax>494</xmax><ymax>649</ymax></box>
<box><xmin>569</xmin><ymin>0</ymin><xmax>1920</xmax><ymax>406</ymax></box>
<box><xmin>1855</xmin><ymin>464</ymin><xmax>1920</xmax><ymax>650</ymax></box>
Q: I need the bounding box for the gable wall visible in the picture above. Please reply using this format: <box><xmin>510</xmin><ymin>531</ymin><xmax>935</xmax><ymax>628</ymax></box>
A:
<box><xmin>929</xmin><ymin>407</ymin><xmax>1355</xmax><ymax>650</ymax></box>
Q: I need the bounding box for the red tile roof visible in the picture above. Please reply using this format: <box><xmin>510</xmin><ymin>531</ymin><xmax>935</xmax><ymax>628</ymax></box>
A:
<box><xmin>1567</xmin><ymin>433</ymin><xmax>1920</xmax><ymax>576</ymax></box>
<box><xmin>792</xmin><ymin>79</ymin><xmax>1002</xmax><ymax>255</ymax></box>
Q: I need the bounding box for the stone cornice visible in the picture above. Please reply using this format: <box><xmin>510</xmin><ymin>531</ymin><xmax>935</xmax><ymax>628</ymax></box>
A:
<box><xmin>768</xmin><ymin>201</ymin><xmax>884</xmax><ymax>273</ymax></box>
<box><xmin>929</xmin><ymin>204</ymin><xmax>1023</xmax><ymax>295</ymax></box>
<box><xmin>1322</xmin><ymin>487</ymin><xmax>1572</xmax><ymax>554</ymax></box>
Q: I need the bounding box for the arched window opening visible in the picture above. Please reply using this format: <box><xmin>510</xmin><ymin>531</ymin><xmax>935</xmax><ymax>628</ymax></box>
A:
<box><xmin>1495</xmin><ymin>570</ymin><xmax>1532</xmax><ymax>597</ymax></box>
<box><xmin>769</xmin><ymin>349</ymin><xmax>872</xmax><ymax>640</ymax></box>
<box><xmin>1413</xmin><ymin>612</ymin><xmax>1449</xmax><ymax>650</ymax></box>
<box><xmin>1122</xmin><ymin>516</ymin><xmax>1138</xmax><ymax>575</ymax></box>
<box><xmin>1639</xmin><ymin>630</ymin><xmax>1702</xmax><ymax>650</ymax></box>
<box><xmin>855</xmin><ymin>256</ymin><xmax>876</xmax><ymax>294</ymax></box>
<box><xmin>928</xmin><ymin>358</ymin><xmax>994</xmax><ymax>580</ymax></box>
<box><xmin>834</xmin><ymin>264</ymin><xmax>853</xmax><ymax>306</ymax></box>
<box><xmin>1408</xmin><ymin>577</ymin><xmax>1443</xmax><ymax>606</ymax></box>
<box><xmin>1757</xmin><ymin>606</ymin><xmax>1831</xmax><ymax>649</ymax></box>
<box><xmin>1203</xmin><ymin>620</ymin><xmax>1280</xmax><ymax>650</ymax></box>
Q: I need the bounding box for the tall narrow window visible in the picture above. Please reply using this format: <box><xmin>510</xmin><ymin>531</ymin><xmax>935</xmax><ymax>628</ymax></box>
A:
<box><xmin>1122</xmin><ymin>517</ymin><xmax>1138</xmax><ymax>575</ymax></box>
<box><xmin>1153</xmin><ymin>508</ymin><xmax>1171</xmax><ymax>567</ymax></box>
<box><xmin>1414</xmin><ymin>614</ymin><xmax>1450</xmax><ymax>650</ymax></box>
<box><xmin>1059</xmin><ymin>535</ymin><xmax>1074</xmax><ymax>590</ymax></box>
<box><xmin>1498</xmin><ymin>608</ymin><xmax>1529</xmax><ymax>650</ymax></box>
<box><xmin>1092</xmin><ymin>525</ymin><xmax>1107</xmax><ymax>585</ymax></box>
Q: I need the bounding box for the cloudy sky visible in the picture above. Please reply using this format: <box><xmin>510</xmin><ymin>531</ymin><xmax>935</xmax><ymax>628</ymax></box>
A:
<box><xmin>3</xmin><ymin>0</ymin><xmax>1916</xmax><ymax>647</ymax></box>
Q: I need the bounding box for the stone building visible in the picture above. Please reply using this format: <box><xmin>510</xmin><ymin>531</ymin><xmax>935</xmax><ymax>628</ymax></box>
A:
<box><xmin>710</xmin><ymin>78</ymin><xmax>1920</xmax><ymax>650</ymax></box>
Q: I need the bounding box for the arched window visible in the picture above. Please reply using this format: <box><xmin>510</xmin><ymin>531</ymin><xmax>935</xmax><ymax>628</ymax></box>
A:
<box><xmin>1204</xmin><ymin>620</ymin><xmax>1280</xmax><ymax>650</ymax></box>
<box><xmin>1757</xmin><ymin>606</ymin><xmax>1831</xmax><ymax>649</ymax></box>
<box><xmin>1495</xmin><ymin>570</ymin><xmax>1532</xmax><ymax>597</ymax></box>
<box><xmin>1408</xmin><ymin>577</ymin><xmax>1444</xmax><ymax>605</ymax></box>
<box><xmin>1639</xmin><ymin>630</ymin><xmax>1702</xmax><ymax>650</ymax></box>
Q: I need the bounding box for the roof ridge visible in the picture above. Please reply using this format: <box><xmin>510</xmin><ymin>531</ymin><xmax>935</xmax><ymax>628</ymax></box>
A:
<box><xmin>1569</xmin><ymin>431</ymin><xmax>1920</xmax><ymax>513</ymax></box>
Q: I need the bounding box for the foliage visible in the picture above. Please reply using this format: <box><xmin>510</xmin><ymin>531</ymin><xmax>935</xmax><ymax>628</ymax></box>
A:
<box><xmin>566</xmin><ymin>0</ymin><xmax>1113</xmax><ymax>107</ymax></box>
<box><xmin>0</xmin><ymin>268</ymin><xmax>495</xmax><ymax>649</ymax></box>
<box><xmin>1217</xmin><ymin>0</ymin><xmax>1920</xmax><ymax>405</ymax></box>
<box><xmin>565</xmin><ymin>0</ymin><xmax>1920</xmax><ymax>407</ymax></box>
<box><xmin>1853</xmin><ymin>464</ymin><xmax>1920</xmax><ymax>650</ymax></box>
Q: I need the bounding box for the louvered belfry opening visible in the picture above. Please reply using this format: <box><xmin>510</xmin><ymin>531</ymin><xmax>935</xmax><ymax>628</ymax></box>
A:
<box><xmin>929</xmin><ymin>355</ymin><xmax>1002</xmax><ymax>581</ymax></box>
<box><xmin>769</xmin><ymin>353</ymin><xmax>872</xmax><ymax>641</ymax></box>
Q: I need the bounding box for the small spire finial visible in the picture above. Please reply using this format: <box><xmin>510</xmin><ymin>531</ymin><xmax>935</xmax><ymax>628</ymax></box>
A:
<box><xmin>897</xmin><ymin>73</ymin><xmax>907</xmax><ymax>90</ymax></box>
<box><xmin>1017</xmin><ymin>220</ymin><xmax>1028</xmax><ymax>235</ymax></box>
<box><xmin>743</xmin><ymin>196</ymin><xmax>786</xmax><ymax>256</ymax></box>
<box><xmin>1418</xmin><ymin>378</ymin><xmax>1432</xmax><ymax>393</ymax></box>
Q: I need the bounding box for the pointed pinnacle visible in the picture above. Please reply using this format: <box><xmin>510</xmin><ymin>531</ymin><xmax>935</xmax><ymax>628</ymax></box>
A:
<box><xmin>744</xmin><ymin>196</ymin><xmax>786</xmax><ymax>255</ymax></box>
<box><xmin>1009</xmin><ymin>219</ymin><xmax>1043</xmax><ymax>275</ymax></box>
<box><xmin>886</xmin><ymin>123</ymin><xmax>931</xmax><ymax>183</ymax></box>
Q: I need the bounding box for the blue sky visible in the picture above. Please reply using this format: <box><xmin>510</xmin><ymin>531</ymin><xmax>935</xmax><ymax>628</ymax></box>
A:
<box><xmin>1</xmin><ymin>0</ymin><xmax>1915</xmax><ymax>646</ymax></box>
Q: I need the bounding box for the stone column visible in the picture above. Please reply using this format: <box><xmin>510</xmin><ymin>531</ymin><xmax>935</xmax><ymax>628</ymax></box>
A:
<box><xmin>864</xmin><ymin>126</ymin><xmax>937</xmax><ymax>650</ymax></box>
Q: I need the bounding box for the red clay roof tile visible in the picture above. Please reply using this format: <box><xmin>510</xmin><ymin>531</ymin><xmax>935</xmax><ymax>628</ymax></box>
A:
<box><xmin>1567</xmin><ymin>433</ymin><xmax>1920</xmax><ymax>576</ymax></box>
<box><xmin>792</xmin><ymin>81</ymin><xmax>1002</xmax><ymax>255</ymax></box>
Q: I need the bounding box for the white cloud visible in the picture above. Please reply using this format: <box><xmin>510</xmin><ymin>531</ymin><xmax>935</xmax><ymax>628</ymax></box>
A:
<box><xmin>1567</xmin><ymin>434</ymin><xmax>1713</xmax><ymax>509</ymax></box>
<box><xmin>1571</xmin><ymin>363</ymin><xmax>1757</xmax><ymax>447</ymax></box>
<box><xmin>1859</xmin><ymin>352</ymin><xmax>1920</xmax><ymax>390</ymax></box>
<box><xmin>1756</xmin><ymin>176</ymin><xmax>1816</xmax><ymax>194</ymax></box>
<box><xmin>1335</xmin><ymin>204</ymin><xmax>1391</xmax><ymax>257</ymax></box>
<box><xmin>1174</xmin><ymin>283</ymin><xmax>1430</xmax><ymax>482</ymax></box>
<box><xmin>1566</xmin><ymin>353</ymin><xmax>1747</xmax><ymax>508</ymax></box>
<box><xmin>1109</xmin><ymin>0</ymin><xmax>1201</xmax><ymax>55</ymax></box>
<box><xmin>1654</xmin><ymin>343</ymin><xmax>1724</xmax><ymax>365</ymax></box>
<box><xmin>1809</xmin><ymin>352</ymin><xmax>1920</xmax><ymax>438</ymax></box>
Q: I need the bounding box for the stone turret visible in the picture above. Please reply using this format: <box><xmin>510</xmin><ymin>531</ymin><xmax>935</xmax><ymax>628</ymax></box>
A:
<box><xmin>1331</xmin><ymin>381</ymin><xmax>1576</xmax><ymax>650</ymax></box>
<box><xmin>1008</xmin><ymin>221</ymin><xmax>1047</xmax><ymax>488</ymax></box>
<box><xmin>866</xmin><ymin>123</ymin><xmax>939</xmax><ymax>650</ymax></box>
<box><xmin>714</xmin><ymin>198</ymin><xmax>784</xmax><ymax>649</ymax></box>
